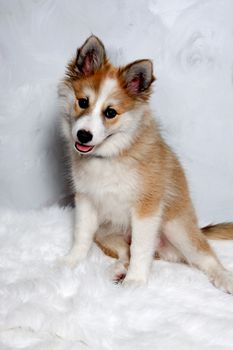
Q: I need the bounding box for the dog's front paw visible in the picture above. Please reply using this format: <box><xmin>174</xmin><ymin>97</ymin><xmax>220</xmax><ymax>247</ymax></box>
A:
<box><xmin>107</xmin><ymin>261</ymin><xmax>128</xmax><ymax>284</ymax></box>
<box><xmin>58</xmin><ymin>253</ymin><xmax>80</xmax><ymax>269</ymax></box>
<box><xmin>122</xmin><ymin>275</ymin><xmax>147</xmax><ymax>288</ymax></box>
<box><xmin>211</xmin><ymin>270</ymin><xmax>233</xmax><ymax>294</ymax></box>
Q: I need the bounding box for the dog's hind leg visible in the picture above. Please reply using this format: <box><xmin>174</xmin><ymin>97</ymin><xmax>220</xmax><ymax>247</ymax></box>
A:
<box><xmin>164</xmin><ymin>217</ymin><xmax>233</xmax><ymax>294</ymax></box>
<box><xmin>156</xmin><ymin>234</ymin><xmax>186</xmax><ymax>264</ymax></box>
<box><xmin>95</xmin><ymin>233</ymin><xmax>130</xmax><ymax>283</ymax></box>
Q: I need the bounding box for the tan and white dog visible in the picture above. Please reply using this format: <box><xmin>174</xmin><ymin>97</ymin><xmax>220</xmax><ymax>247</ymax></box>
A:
<box><xmin>58</xmin><ymin>35</ymin><xmax>233</xmax><ymax>293</ymax></box>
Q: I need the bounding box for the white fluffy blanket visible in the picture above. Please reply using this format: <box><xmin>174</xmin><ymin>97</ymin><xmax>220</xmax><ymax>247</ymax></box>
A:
<box><xmin>0</xmin><ymin>206</ymin><xmax>233</xmax><ymax>349</ymax></box>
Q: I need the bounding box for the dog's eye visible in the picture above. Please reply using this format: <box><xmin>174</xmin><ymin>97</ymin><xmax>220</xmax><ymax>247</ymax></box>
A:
<box><xmin>78</xmin><ymin>98</ymin><xmax>89</xmax><ymax>109</ymax></box>
<box><xmin>104</xmin><ymin>107</ymin><xmax>117</xmax><ymax>119</ymax></box>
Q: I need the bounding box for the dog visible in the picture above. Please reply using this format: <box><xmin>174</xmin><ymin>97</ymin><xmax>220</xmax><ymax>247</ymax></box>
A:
<box><xmin>58</xmin><ymin>35</ymin><xmax>233</xmax><ymax>293</ymax></box>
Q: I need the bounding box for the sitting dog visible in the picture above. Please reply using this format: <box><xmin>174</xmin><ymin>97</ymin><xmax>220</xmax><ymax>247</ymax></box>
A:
<box><xmin>58</xmin><ymin>35</ymin><xmax>233</xmax><ymax>293</ymax></box>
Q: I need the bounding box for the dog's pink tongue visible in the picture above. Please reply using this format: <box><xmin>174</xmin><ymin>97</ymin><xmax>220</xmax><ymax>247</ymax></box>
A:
<box><xmin>75</xmin><ymin>142</ymin><xmax>93</xmax><ymax>152</ymax></box>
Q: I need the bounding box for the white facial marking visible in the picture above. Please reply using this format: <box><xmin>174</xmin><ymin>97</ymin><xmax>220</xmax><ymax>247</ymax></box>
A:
<box><xmin>82</xmin><ymin>86</ymin><xmax>95</xmax><ymax>102</ymax></box>
<box><xmin>72</xmin><ymin>78</ymin><xmax>118</xmax><ymax>145</ymax></box>
<box><xmin>92</xmin><ymin>78</ymin><xmax>118</xmax><ymax>115</ymax></box>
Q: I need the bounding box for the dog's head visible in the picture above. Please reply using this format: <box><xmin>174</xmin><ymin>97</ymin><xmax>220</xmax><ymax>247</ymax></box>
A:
<box><xmin>59</xmin><ymin>35</ymin><xmax>155</xmax><ymax>157</ymax></box>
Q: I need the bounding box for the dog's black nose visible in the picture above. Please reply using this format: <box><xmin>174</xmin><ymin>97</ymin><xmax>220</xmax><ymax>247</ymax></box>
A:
<box><xmin>77</xmin><ymin>129</ymin><xmax>93</xmax><ymax>144</ymax></box>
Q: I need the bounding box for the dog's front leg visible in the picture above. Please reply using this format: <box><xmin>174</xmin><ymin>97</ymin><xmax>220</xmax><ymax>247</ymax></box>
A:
<box><xmin>123</xmin><ymin>207</ymin><xmax>162</xmax><ymax>286</ymax></box>
<box><xmin>63</xmin><ymin>193</ymin><xmax>99</xmax><ymax>268</ymax></box>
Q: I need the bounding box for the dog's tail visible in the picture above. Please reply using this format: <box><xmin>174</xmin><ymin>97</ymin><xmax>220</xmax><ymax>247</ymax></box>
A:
<box><xmin>201</xmin><ymin>223</ymin><xmax>233</xmax><ymax>240</ymax></box>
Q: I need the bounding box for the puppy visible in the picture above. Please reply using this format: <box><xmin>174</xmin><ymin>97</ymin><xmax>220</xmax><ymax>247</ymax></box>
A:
<box><xmin>58</xmin><ymin>35</ymin><xmax>233</xmax><ymax>293</ymax></box>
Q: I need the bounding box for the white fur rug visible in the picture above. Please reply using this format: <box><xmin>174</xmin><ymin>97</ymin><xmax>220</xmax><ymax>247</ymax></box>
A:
<box><xmin>0</xmin><ymin>206</ymin><xmax>233</xmax><ymax>350</ymax></box>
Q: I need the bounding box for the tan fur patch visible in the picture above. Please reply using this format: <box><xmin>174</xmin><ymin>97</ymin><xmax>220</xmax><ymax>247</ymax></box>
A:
<box><xmin>95</xmin><ymin>237</ymin><xmax>119</xmax><ymax>259</ymax></box>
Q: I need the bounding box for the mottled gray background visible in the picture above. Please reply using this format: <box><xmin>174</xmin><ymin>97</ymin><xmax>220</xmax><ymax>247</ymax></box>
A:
<box><xmin>0</xmin><ymin>0</ymin><xmax>232</xmax><ymax>225</ymax></box>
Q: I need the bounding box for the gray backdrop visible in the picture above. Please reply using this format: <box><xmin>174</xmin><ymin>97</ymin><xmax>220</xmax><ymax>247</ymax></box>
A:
<box><xmin>0</xmin><ymin>0</ymin><xmax>232</xmax><ymax>225</ymax></box>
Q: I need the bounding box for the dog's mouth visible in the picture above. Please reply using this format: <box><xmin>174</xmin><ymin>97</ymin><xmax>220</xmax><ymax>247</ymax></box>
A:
<box><xmin>75</xmin><ymin>142</ymin><xmax>95</xmax><ymax>154</ymax></box>
<box><xmin>74</xmin><ymin>134</ymin><xmax>114</xmax><ymax>154</ymax></box>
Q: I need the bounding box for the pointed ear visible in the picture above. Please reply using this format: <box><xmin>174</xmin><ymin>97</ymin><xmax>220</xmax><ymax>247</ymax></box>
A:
<box><xmin>120</xmin><ymin>59</ymin><xmax>155</xmax><ymax>96</ymax></box>
<box><xmin>76</xmin><ymin>35</ymin><xmax>106</xmax><ymax>76</ymax></box>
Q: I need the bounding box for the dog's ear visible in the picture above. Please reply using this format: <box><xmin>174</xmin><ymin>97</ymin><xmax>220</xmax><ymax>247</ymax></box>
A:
<box><xmin>120</xmin><ymin>59</ymin><xmax>155</xmax><ymax>97</ymax></box>
<box><xmin>75</xmin><ymin>35</ymin><xmax>106</xmax><ymax>76</ymax></box>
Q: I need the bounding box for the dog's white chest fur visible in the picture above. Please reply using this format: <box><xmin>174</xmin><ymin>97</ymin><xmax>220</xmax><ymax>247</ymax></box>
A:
<box><xmin>73</xmin><ymin>156</ymin><xmax>137</xmax><ymax>229</ymax></box>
